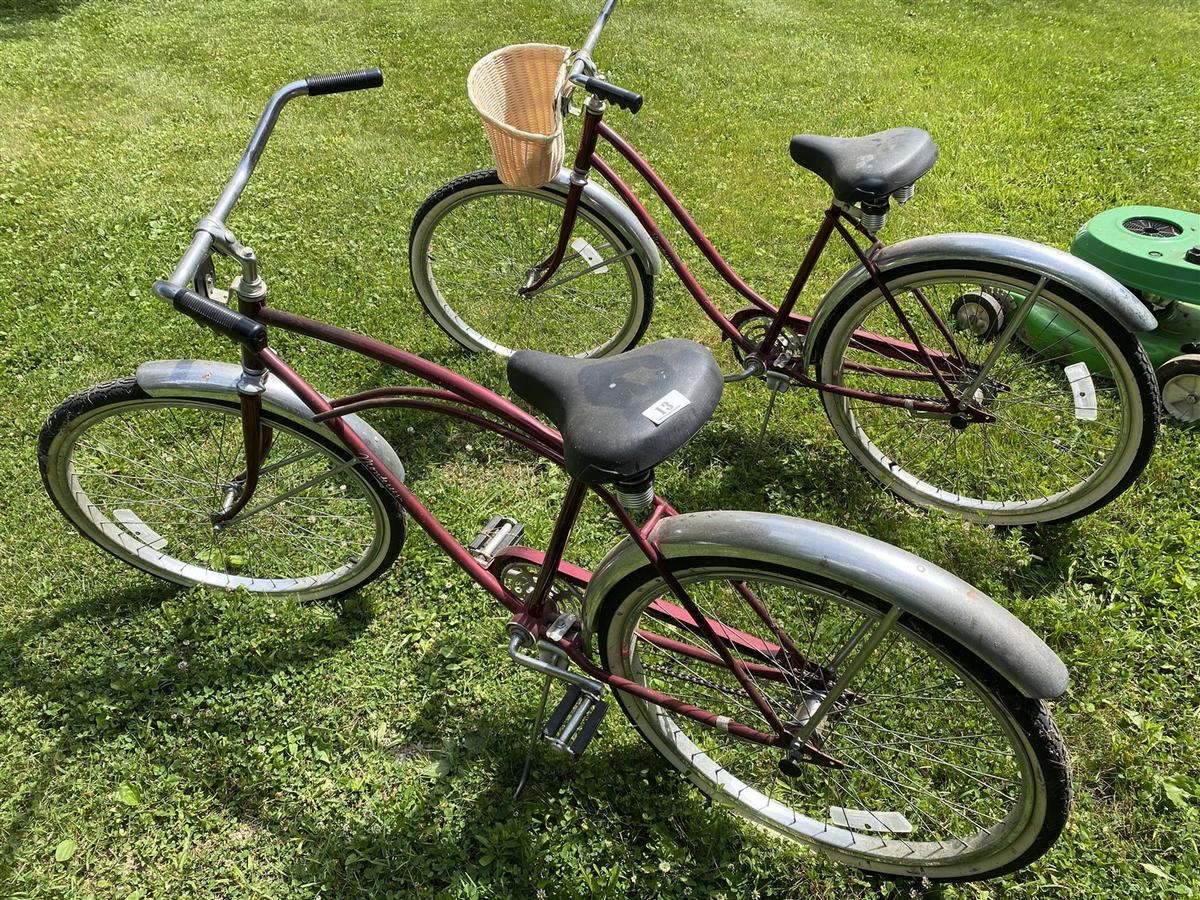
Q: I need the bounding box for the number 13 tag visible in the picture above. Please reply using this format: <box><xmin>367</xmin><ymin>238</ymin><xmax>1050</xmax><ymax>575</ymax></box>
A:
<box><xmin>642</xmin><ymin>390</ymin><xmax>690</xmax><ymax>426</ymax></box>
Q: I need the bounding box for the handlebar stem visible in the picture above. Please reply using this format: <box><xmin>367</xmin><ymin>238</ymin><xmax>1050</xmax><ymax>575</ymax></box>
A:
<box><xmin>171</xmin><ymin>216</ymin><xmax>256</xmax><ymax>287</ymax></box>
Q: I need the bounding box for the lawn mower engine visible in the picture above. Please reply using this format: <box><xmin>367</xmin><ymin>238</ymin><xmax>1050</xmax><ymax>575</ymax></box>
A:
<box><xmin>1017</xmin><ymin>205</ymin><xmax>1200</xmax><ymax>424</ymax></box>
<box><xmin>1075</xmin><ymin>206</ymin><xmax>1200</xmax><ymax>423</ymax></box>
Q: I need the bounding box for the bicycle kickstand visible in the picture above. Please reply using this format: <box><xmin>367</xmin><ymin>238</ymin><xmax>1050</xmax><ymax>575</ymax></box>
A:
<box><xmin>757</xmin><ymin>370</ymin><xmax>791</xmax><ymax>447</ymax></box>
<box><xmin>514</xmin><ymin>674</ymin><xmax>553</xmax><ymax>800</ymax></box>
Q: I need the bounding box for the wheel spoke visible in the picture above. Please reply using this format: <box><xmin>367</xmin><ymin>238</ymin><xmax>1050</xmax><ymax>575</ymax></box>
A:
<box><xmin>49</xmin><ymin>393</ymin><xmax>393</xmax><ymax>598</ymax></box>
<box><xmin>603</xmin><ymin>568</ymin><xmax>1059</xmax><ymax>876</ymax></box>
<box><xmin>822</xmin><ymin>273</ymin><xmax>1149</xmax><ymax>521</ymax></box>
<box><xmin>413</xmin><ymin>178</ymin><xmax>646</xmax><ymax>357</ymax></box>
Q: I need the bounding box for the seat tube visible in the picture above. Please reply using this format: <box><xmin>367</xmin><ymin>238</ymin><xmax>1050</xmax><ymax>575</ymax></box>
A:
<box><xmin>522</xmin><ymin>99</ymin><xmax>606</xmax><ymax>292</ymax></box>
<box><xmin>758</xmin><ymin>208</ymin><xmax>839</xmax><ymax>354</ymax></box>
<box><xmin>523</xmin><ymin>478</ymin><xmax>590</xmax><ymax>623</ymax></box>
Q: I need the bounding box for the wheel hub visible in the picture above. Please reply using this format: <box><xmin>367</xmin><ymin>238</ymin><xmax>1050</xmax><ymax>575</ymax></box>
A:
<box><xmin>519</xmin><ymin>266</ymin><xmax>543</xmax><ymax>294</ymax></box>
<box><xmin>776</xmin><ymin>685</ymin><xmax>858</xmax><ymax>774</ymax></box>
<box><xmin>1163</xmin><ymin>373</ymin><xmax>1200</xmax><ymax>423</ymax></box>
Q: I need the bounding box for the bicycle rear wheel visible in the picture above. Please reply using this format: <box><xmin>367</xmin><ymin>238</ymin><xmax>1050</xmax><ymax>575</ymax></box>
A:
<box><xmin>811</xmin><ymin>261</ymin><xmax>1159</xmax><ymax>526</ymax></box>
<box><xmin>39</xmin><ymin>378</ymin><xmax>404</xmax><ymax>601</ymax></box>
<box><xmin>409</xmin><ymin>169</ymin><xmax>653</xmax><ymax>358</ymax></box>
<box><xmin>595</xmin><ymin>558</ymin><xmax>1070</xmax><ymax>882</ymax></box>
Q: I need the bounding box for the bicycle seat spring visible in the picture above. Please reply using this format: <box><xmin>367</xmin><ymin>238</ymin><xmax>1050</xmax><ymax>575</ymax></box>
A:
<box><xmin>613</xmin><ymin>470</ymin><xmax>654</xmax><ymax>510</ymax></box>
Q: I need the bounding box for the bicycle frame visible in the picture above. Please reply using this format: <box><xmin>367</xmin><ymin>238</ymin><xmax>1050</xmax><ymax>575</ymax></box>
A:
<box><xmin>222</xmin><ymin>296</ymin><xmax>833</xmax><ymax>756</ymax></box>
<box><xmin>533</xmin><ymin>99</ymin><xmax>999</xmax><ymax>424</ymax></box>
<box><xmin>149</xmin><ymin>64</ymin><xmax>842</xmax><ymax>769</ymax></box>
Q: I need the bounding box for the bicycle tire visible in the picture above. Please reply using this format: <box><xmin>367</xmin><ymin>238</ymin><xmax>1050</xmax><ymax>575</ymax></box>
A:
<box><xmin>409</xmin><ymin>169</ymin><xmax>654</xmax><ymax>358</ymax></box>
<box><xmin>809</xmin><ymin>260</ymin><xmax>1159</xmax><ymax>526</ymax></box>
<box><xmin>39</xmin><ymin>377</ymin><xmax>405</xmax><ymax>602</ymax></box>
<box><xmin>594</xmin><ymin>555</ymin><xmax>1071</xmax><ymax>881</ymax></box>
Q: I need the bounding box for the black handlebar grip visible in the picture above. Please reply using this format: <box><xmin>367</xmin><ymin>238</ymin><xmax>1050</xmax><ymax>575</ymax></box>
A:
<box><xmin>155</xmin><ymin>281</ymin><xmax>268</xmax><ymax>352</ymax></box>
<box><xmin>582</xmin><ymin>76</ymin><xmax>643</xmax><ymax>114</ymax></box>
<box><xmin>305</xmin><ymin>67</ymin><xmax>384</xmax><ymax>96</ymax></box>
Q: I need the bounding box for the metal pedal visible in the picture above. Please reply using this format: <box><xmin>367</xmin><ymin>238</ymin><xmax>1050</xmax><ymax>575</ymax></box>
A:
<box><xmin>468</xmin><ymin>515</ymin><xmax>524</xmax><ymax>563</ymax></box>
<box><xmin>542</xmin><ymin>684</ymin><xmax>608</xmax><ymax>757</ymax></box>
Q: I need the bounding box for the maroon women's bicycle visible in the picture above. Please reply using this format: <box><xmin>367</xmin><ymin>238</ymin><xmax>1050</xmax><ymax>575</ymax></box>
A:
<box><xmin>41</xmin><ymin>69</ymin><xmax>1071</xmax><ymax>882</ymax></box>
<box><xmin>410</xmin><ymin>0</ymin><xmax>1160</xmax><ymax>528</ymax></box>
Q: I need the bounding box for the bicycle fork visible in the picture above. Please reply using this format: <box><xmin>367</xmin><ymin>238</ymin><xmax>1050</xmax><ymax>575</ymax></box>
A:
<box><xmin>203</xmin><ymin>227</ymin><xmax>280</xmax><ymax>528</ymax></box>
<box><xmin>519</xmin><ymin>96</ymin><xmax>607</xmax><ymax>295</ymax></box>
<box><xmin>211</xmin><ymin>366</ymin><xmax>273</xmax><ymax>527</ymax></box>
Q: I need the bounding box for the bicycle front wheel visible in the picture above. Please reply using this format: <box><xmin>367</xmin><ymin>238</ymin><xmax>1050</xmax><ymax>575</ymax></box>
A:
<box><xmin>39</xmin><ymin>378</ymin><xmax>404</xmax><ymax>601</ymax></box>
<box><xmin>596</xmin><ymin>558</ymin><xmax>1070</xmax><ymax>881</ymax></box>
<box><xmin>409</xmin><ymin>169</ymin><xmax>653</xmax><ymax>358</ymax></box>
<box><xmin>812</xmin><ymin>261</ymin><xmax>1159</xmax><ymax>526</ymax></box>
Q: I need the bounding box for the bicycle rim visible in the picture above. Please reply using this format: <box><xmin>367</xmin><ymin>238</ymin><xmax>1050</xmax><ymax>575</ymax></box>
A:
<box><xmin>816</xmin><ymin>266</ymin><xmax>1152</xmax><ymax>525</ymax></box>
<box><xmin>411</xmin><ymin>175</ymin><xmax>649</xmax><ymax>357</ymax></box>
<box><xmin>598</xmin><ymin>562</ymin><xmax>1065</xmax><ymax>880</ymax></box>
<box><xmin>42</xmin><ymin>386</ymin><xmax>399</xmax><ymax>600</ymax></box>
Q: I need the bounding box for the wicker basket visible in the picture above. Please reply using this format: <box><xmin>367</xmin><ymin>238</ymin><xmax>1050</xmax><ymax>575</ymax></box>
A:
<box><xmin>467</xmin><ymin>43</ymin><xmax>571</xmax><ymax>188</ymax></box>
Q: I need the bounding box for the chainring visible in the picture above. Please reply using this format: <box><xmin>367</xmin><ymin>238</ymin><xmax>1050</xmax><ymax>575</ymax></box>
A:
<box><xmin>731</xmin><ymin>312</ymin><xmax>804</xmax><ymax>366</ymax></box>
<box><xmin>496</xmin><ymin>559</ymin><xmax>585</xmax><ymax>622</ymax></box>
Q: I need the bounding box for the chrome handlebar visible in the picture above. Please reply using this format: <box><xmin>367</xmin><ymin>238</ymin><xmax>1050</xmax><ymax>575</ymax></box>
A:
<box><xmin>165</xmin><ymin>69</ymin><xmax>383</xmax><ymax>289</ymax></box>
<box><xmin>581</xmin><ymin>0</ymin><xmax>618</xmax><ymax>57</ymax></box>
<box><xmin>568</xmin><ymin>0</ymin><xmax>618</xmax><ymax>83</ymax></box>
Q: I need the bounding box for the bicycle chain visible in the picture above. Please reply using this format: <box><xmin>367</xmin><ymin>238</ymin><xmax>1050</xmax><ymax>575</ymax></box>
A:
<box><xmin>642</xmin><ymin>661</ymin><xmax>750</xmax><ymax>702</ymax></box>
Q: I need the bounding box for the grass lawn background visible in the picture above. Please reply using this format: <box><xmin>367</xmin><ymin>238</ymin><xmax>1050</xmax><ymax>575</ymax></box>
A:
<box><xmin>1</xmin><ymin>0</ymin><xmax>1198</xmax><ymax>896</ymax></box>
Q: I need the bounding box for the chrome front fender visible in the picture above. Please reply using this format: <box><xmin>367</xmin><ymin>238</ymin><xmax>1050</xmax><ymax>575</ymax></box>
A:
<box><xmin>801</xmin><ymin>232</ymin><xmax>1156</xmax><ymax>370</ymax></box>
<box><xmin>135</xmin><ymin>360</ymin><xmax>405</xmax><ymax>479</ymax></box>
<box><xmin>548</xmin><ymin>169</ymin><xmax>662</xmax><ymax>276</ymax></box>
<box><xmin>584</xmin><ymin>511</ymin><xmax>1066</xmax><ymax>699</ymax></box>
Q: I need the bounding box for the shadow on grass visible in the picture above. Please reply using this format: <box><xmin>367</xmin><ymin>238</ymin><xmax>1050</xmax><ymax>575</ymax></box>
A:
<box><xmin>0</xmin><ymin>578</ymin><xmax>178</xmax><ymax>678</ymax></box>
<box><xmin>280</xmin><ymin>694</ymin><xmax>953</xmax><ymax>897</ymax></box>
<box><xmin>664</xmin><ymin>421</ymin><xmax>883</xmax><ymax>520</ymax></box>
<box><xmin>0</xmin><ymin>568</ymin><xmax>973</xmax><ymax>896</ymax></box>
<box><xmin>0</xmin><ymin>578</ymin><xmax>375</xmax><ymax>881</ymax></box>
<box><xmin>0</xmin><ymin>0</ymin><xmax>85</xmax><ymax>38</ymax></box>
<box><xmin>281</xmin><ymin>711</ymin><xmax>795</xmax><ymax>896</ymax></box>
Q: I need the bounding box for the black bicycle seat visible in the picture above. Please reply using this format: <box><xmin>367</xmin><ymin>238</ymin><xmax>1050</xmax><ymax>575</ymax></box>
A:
<box><xmin>507</xmin><ymin>339</ymin><xmax>724</xmax><ymax>484</ymax></box>
<box><xmin>789</xmin><ymin>127</ymin><xmax>938</xmax><ymax>203</ymax></box>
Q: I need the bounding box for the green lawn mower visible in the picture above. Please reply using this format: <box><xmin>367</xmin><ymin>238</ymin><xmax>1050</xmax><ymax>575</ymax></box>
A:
<box><xmin>1021</xmin><ymin>205</ymin><xmax>1200</xmax><ymax>424</ymax></box>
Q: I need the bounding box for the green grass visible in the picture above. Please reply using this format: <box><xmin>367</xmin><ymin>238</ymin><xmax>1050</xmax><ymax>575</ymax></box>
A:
<box><xmin>2</xmin><ymin>0</ymin><xmax>1199</xmax><ymax>896</ymax></box>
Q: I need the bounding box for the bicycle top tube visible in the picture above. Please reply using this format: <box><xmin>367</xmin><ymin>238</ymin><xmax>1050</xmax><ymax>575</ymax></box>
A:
<box><xmin>167</xmin><ymin>69</ymin><xmax>383</xmax><ymax>288</ymax></box>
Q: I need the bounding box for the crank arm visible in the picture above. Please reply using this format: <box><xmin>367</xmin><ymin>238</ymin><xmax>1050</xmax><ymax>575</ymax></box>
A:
<box><xmin>507</xmin><ymin>632</ymin><xmax>604</xmax><ymax>695</ymax></box>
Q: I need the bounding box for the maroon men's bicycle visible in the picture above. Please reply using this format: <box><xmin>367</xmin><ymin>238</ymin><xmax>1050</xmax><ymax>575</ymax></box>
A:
<box><xmin>410</xmin><ymin>0</ymin><xmax>1160</xmax><ymax>527</ymax></box>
